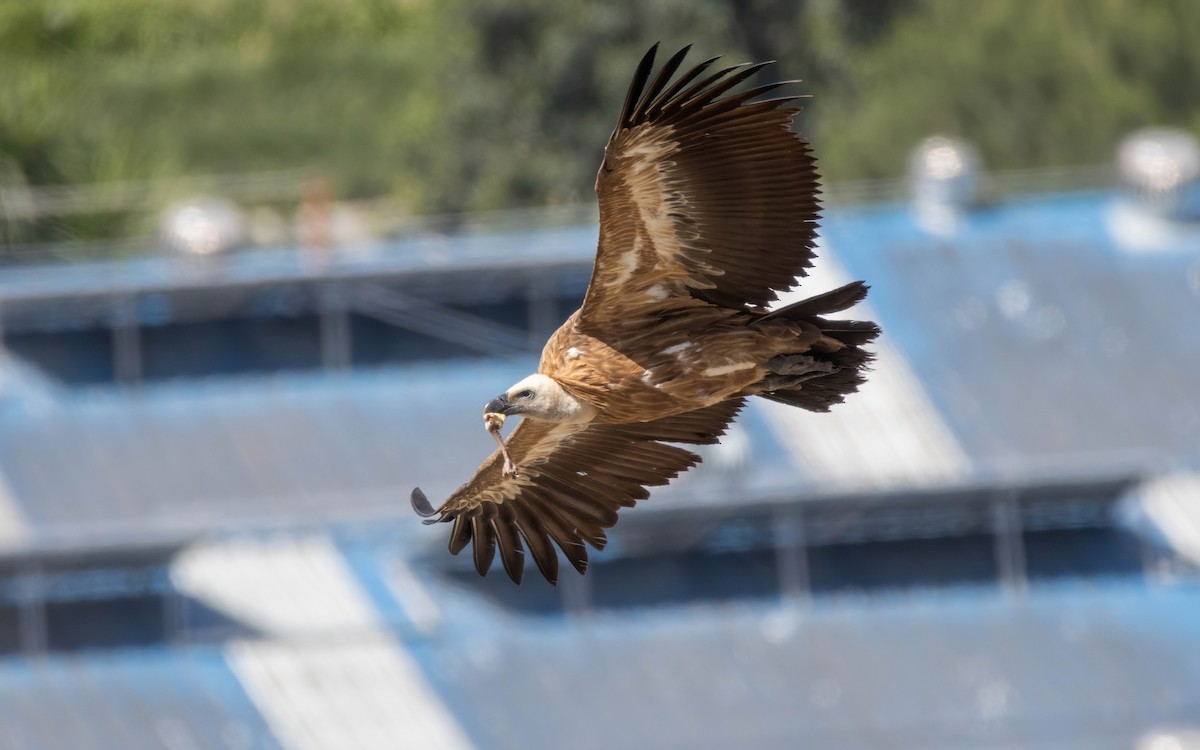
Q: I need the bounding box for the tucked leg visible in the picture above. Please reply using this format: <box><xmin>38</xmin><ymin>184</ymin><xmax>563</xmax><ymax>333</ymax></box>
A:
<box><xmin>758</xmin><ymin>370</ymin><xmax>839</xmax><ymax>392</ymax></box>
<box><xmin>766</xmin><ymin>354</ymin><xmax>837</xmax><ymax>377</ymax></box>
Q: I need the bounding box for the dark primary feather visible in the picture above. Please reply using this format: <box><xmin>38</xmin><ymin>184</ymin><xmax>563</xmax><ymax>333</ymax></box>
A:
<box><xmin>410</xmin><ymin>487</ymin><xmax>437</xmax><ymax>517</ymax></box>
<box><xmin>761</xmin><ymin>280</ymin><xmax>872</xmax><ymax>321</ymax></box>
<box><xmin>582</xmin><ymin>45</ymin><xmax>821</xmax><ymax>331</ymax></box>
<box><xmin>413</xmin><ymin>399</ymin><xmax>744</xmax><ymax>585</ymax></box>
<box><xmin>617</xmin><ymin>43</ymin><xmax>660</xmax><ymax>130</ymax></box>
<box><xmin>757</xmin><ymin>281</ymin><xmax>880</xmax><ymax>412</ymax></box>
<box><xmin>646</xmin><ymin>54</ymin><xmax>721</xmax><ymax>118</ymax></box>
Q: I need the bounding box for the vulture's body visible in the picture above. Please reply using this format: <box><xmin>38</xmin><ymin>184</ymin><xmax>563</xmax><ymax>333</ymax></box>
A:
<box><xmin>412</xmin><ymin>44</ymin><xmax>880</xmax><ymax>584</ymax></box>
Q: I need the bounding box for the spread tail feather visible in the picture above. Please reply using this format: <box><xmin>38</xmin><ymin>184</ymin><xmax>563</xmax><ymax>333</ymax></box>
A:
<box><xmin>760</xmin><ymin>280</ymin><xmax>870</xmax><ymax>321</ymax></box>
<box><xmin>755</xmin><ymin>281</ymin><xmax>880</xmax><ymax>412</ymax></box>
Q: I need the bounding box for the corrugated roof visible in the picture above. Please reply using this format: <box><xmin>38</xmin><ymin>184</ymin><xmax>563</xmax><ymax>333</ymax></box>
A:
<box><xmin>171</xmin><ymin>533</ymin><xmax>472</xmax><ymax>750</ymax></box>
<box><xmin>411</xmin><ymin>583</ymin><xmax>1200</xmax><ymax>750</ymax></box>
<box><xmin>0</xmin><ymin>646</ymin><xmax>282</xmax><ymax>750</ymax></box>
<box><xmin>0</xmin><ymin>514</ymin><xmax>1197</xmax><ymax>749</ymax></box>
<box><xmin>824</xmin><ymin>192</ymin><xmax>1200</xmax><ymax>479</ymax></box>
<box><xmin>0</xmin><ymin>360</ymin><xmax>804</xmax><ymax>543</ymax></box>
<box><xmin>0</xmin><ymin>361</ymin><xmax>532</xmax><ymax>537</ymax></box>
<box><xmin>0</xmin><ymin>189</ymin><xmax>1195</xmax><ymax>544</ymax></box>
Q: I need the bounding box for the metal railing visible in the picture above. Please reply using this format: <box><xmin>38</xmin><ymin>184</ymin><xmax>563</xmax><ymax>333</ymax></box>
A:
<box><xmin>0</xmin><ymin>164</ymin><xmax>1117</xmax><ymax>268</ymax></box>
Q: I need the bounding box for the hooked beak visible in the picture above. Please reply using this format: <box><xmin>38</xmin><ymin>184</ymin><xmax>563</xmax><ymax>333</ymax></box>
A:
<box><xmin>484</xmin><ymin>394</ymin><xmax>519</xmax><ymax>416</ymax></box>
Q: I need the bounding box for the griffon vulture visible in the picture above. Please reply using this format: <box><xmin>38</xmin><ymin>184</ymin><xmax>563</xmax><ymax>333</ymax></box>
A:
<box><xmin>412</xmin><ymin>44</ymin><xmax>879</xmax><ymax>584</ymax></box>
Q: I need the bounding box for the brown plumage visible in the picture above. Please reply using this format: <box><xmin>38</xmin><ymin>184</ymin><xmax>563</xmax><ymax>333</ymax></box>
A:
<box><xmin>411</xmin><ymin>44</ymin><xmax>880</xmax><ymax>584</ymax></box>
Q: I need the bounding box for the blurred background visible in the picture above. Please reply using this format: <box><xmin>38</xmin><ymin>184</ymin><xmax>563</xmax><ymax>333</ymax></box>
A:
<box><xmin>0</xmin><ymin>0</ymin><xmax>1198</xmax><ymax>748</ymax></box>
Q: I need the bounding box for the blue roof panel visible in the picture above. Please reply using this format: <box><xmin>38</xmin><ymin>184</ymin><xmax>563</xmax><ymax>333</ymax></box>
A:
<box><xmin>0</xmin><ymin>189</ymin><xmax>1197</xmax><ymax>540</ymax></box>
<box><xmin>413</xmin><ymin>583</ymin><xmax>1200</xmax><ymax>750</ymax></box>
<box><xmin>0</xmin><ymin>647</ymin><xmax>281</xmax><ymax>750</ymax></box>
<box><xmin>823</xmin><ymin>192</ymin><xmax>1200</xmax><ymax>476</ymax></box>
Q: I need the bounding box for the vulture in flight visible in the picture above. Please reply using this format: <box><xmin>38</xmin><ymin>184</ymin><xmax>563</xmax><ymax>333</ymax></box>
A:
<box><xmin>412</xmin><ymin>44</ymin><xmax>879</xmax><ymax>584</ymax></box>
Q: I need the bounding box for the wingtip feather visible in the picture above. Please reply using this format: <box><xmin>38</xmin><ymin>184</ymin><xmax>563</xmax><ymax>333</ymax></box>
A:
<box><xmin>618</xmin><ymin>43</ymin><xmax>660</xmax><ymax>129</ymax></box>
<box><xmin>633</xmin><ymin>44</ymin><xmax>692</xmax><ymax>124</ymax></box>
<box><xmin>471</xmin><ymin>515</ymin><xmax>496</xmax><ymax>576</ymax></box>
<box><xmin>486</xmin><ymin>507</ymin><xmax>528</xmax><ymax>584</ymax></box>
<box><xmin>411</xmin><ymin>487</ymin><xmax>437</xmax><ymax>517</ymax></box>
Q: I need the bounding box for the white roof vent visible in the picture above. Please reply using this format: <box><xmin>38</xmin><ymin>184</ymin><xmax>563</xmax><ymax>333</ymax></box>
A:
<box><xmin>908</xmin><ymin>135</ymin><xmax>984</xmax><ymax>235</ymax></box>
<box><xmin>1118</xmin><ymin>127</ymin><xmax>1200</xmax><ymax>221</ymax></box>
<box><xmin>160</xmin><ymin>197</ymin><xmax>246</xmax><ymax>256</ymax></box>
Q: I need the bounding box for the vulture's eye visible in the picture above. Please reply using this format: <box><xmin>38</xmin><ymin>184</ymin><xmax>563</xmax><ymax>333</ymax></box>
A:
<box><xmin>518</xmin><ymin>390</ymin><xmax>534</xmax><ymax>400</ymax></box>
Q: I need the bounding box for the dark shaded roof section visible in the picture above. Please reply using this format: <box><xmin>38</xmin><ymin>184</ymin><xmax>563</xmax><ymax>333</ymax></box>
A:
<box><xmin>606</xmin><ymin>473</ymin><xmax>1138</xmax><ymax>557</ymax></box>
<box><xmin>0</xmin><ymin>646</ymin><xmax>280</xmax><ymax>750</ymax></box>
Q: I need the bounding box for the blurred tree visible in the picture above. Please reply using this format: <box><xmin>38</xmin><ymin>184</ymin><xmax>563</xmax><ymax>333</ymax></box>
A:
<box><xmin>0</xmin><ymin>0</ymin><xmax>435</xmax><ymax>242</ymax></box>
<box><xmin>400</xmin><ymin>0</ymin><xmax>750</xmax><ymax>214</ymax></box>
<box><xmin>815</xmin><ymin>0</ymin><xmax>1200</xmax><ymax>180</ymax></box>
<box><xmin>0</xmin><ymin>0</ymin><xmax>1196</xmax><ymax>244</ymax></box>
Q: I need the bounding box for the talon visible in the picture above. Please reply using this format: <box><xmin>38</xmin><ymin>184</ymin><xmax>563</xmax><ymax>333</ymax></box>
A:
<box><xmin>503</xmin><ymin>457</ymin><xmax>520</xmax><ymax>478</ymax></box>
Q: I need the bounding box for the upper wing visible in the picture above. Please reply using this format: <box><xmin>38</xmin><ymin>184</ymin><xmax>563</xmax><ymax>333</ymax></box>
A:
<box><xmin>411</xmin><ymin>398</ymin><xmax>744</xmax><ymax>584</ymax></box>
<box><xmin>580</xmin><ymin>44</ymin><xmax>820</xmax><ymax>333</ymax></box>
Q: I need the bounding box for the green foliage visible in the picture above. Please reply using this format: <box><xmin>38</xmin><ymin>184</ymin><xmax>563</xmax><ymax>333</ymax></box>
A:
<box><xmin>815</xmin><ymin>0</ymin><xmax>1200</xmax><ymax>180</ymax></box>
<box><xmin>0</xmin><ymin>0</ymin><xmax>1197</xmax><ymax>242</ymax></box>
<box><xmin>399</xmin><ymin>0</ymin><xmax>752</xmax><ymax>213</ymax></box>
<box><xmin>0</xmin><ymin>0</ymin><xmax>428</xmax><ymax>191</ymax></box>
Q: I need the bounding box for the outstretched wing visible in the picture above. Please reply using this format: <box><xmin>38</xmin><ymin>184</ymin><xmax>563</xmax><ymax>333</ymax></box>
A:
<box><xmin>411</xmin><ymin>399</ymin><xmax>744</xmax><ymax>584</ymax></box>
<box><xmin>581</xmin><ymin>44</ymin><xmax>820</xmax><ymax>333</ymax></box>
